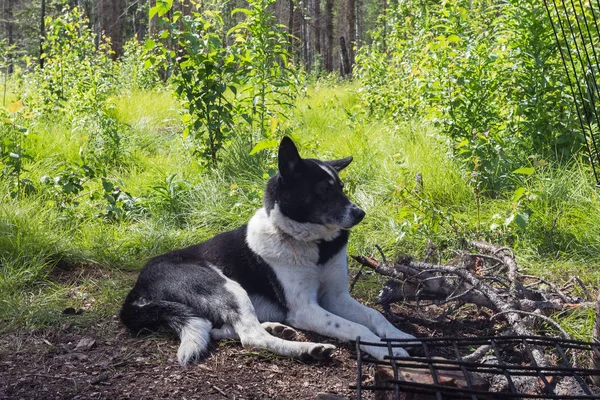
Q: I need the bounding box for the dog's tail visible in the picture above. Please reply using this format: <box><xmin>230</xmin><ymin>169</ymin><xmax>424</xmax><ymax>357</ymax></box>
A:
<box><xmin>120</xmin><ymin>297</ymin><xmax>212</xmax><ymax>366</ymax></box>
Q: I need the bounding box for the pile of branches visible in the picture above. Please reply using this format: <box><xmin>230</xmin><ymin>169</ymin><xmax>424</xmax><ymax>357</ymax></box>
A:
<box><xmin>352</xmin><ymin>240</ymin><xmax>598</xmax><ymax>394</ymax></box>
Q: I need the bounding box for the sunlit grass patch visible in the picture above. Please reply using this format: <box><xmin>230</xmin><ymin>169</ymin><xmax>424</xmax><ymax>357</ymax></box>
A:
<box><xmin>2</xmin><ymin>84</ymin><xmax>600</xmax><ymax>337</ymax></box>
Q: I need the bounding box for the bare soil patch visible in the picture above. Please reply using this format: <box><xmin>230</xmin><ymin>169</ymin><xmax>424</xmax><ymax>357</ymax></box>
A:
<box><xmin>0</xmin><ymin>315</ymin><xmax>360</xmax><ymax>400</ymax></box>
<box><xmin>0</xmin><ymin>299</ymin><xmax>496</xmax><ymax>400</ymax></box>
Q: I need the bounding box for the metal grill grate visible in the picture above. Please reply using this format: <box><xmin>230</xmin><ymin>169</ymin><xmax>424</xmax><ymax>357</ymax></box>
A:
<box><xmin>352</xmin><ymin>336</ymin><xmax>600</xmax><ymax>399</ymax></box>
<box><xmin>543</xmin><ymin>0</ymin><xmax>600</xmax><ymax>187</ymax></box>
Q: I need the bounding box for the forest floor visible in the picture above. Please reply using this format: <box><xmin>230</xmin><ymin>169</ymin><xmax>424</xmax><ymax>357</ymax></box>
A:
<box><xmin>0</xmin><ymin>316</ymin><xmax>356</xmax><ymax>400</ymax></box>
<box><xmin>0</xmin><ymin>308</ymin><xmax>496</xmax><ymax>400</ymax></box>
<box><xmin>0</xmin><ymin>264</ymin><xmax>497</xmax><ymax>400</ymax></box>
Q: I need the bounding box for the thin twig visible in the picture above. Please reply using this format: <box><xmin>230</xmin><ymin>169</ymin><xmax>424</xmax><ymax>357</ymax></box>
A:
<box><xmin>424</xmin><ymin>239</ymin><xmax>436</xmax><ymax>262</ymax></box>
<box><xmin>574</xmin><ymin>276</ymin><xmax>591</xmax><ymax>301</ymax></box>
<box><xmin>462</xmin><ymin>344</ymin><xmax>492</xmax><ymax>363</ymax></box>
<box><xmin>480</xmin><ymin>276</ymin><xmax>510</xmax><ymax>288</ymax></box>
<box><xmin>453</xmin><ymin>250</ymin><xmax>505</xmax><ymax>266</ymax></box>
<box><xmin>443</xmin><ymin>285</ymin><xmax>478</xmax><ymax>304</ymax></box>
<box><xmin>375</xmin><ymin>244</ymin><xmax>387</xmax><ymax>264</ymax></box>
<box><xmin>463</xmin><ymin>329</ymin><xmax>514</xmax><ymax>363</ymax></box>
<box><xmin>519</xmin><ymin>273</ymin><xmax>570</xmax><ymax>303</ymax></box>
<box><xmin>208</xmin><ymin>381</ymin><xmax>229</xmax><ymax>398</ymax></box>
<box><xmin>490</xmin><ymin>310</ymin><xmax>571</xmax><ymax>339</ymax></box>
<box><xmin>349</xmin><ymin>265</ymin><xmax>364</xmax><ymax>293</ymax></box>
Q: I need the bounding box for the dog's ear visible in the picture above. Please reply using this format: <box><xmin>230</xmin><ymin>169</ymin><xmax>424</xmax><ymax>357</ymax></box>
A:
<box><xmin>278</xmin><ymin>136</ymin><xmax>302</xmax><ymax>179</ymax></box>
<box><xmin>325</xmin><ymin>156</ymin><xmax>353</xmax><ymax>172</ymax></box>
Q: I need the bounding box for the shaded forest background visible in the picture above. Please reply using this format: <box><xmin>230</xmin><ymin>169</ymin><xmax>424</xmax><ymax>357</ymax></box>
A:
<box><xmin>0</xmin><ymin>0</ymin><xmax>380</xmax><ymax>74</ymax></box>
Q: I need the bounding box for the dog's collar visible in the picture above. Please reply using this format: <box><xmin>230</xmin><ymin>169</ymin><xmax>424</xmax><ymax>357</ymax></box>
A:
<box><xmin>269</xmin><ymin>205</ymin><xmax>341</xmax><ymax>242</ymax></box>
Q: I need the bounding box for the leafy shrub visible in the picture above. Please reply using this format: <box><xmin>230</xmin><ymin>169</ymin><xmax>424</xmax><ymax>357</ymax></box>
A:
<box><xmin>356</xmin><ymin>0</ymin><xmax>583</xmax><ymax>193</ymax></box>
<box><xmin>118</xmin><ymin>38</ymin><xmax>160</xmax><ymax>91</ymax></box>
<box><xmin>0</xmin><ymin>100</ymin><xmax>35</xmax><ymax>198</ymax></box>
<box><xmin>147</xmin><ymin>2</ymin><xmax>241</xmax><ymax>167</ymax></box>
<box><xmin>74</xmin><ymin>106</ymin><xmax>131</xmax><ymax>168</ymax></box>
<box><xmin>230</xmin><ymin>0</ymin><xmax>301</xmax><ymax>144</ymax></box>
<box><xmin>19</xmin><ymin>7</ymin><xmax>116</xmax><ymax>119</ymax></box>
<box><xmin>146</xmin><ymin>0</ymin><xmax>299</xmax><ymax>166</ymax></box>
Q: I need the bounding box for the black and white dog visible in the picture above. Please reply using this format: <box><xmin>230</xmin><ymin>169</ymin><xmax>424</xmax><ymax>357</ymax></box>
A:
<box><xmin>120</xmin><ymin>137</ymin><xmax>415</xmax><ymax>365</ymax></box>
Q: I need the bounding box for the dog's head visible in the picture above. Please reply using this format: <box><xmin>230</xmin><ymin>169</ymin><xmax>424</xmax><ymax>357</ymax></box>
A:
<box><xmin>264</xmin><ymin>137</ymin><xmax>365</xmax><ymax>238</ymax></box>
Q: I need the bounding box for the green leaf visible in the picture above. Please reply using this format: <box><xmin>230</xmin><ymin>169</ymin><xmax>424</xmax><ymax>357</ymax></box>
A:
<box><xmin>63</xmin><ymin>182</ymin><xmax>74</xmax><ymax>194</ymax></box>
<box><xmin>513</xmin><ymin>167</ymin><xmax>535</xmax><ymax>175</ymax></box>
<box><xmin>455</xmin><ymin>139</ymin><xmax>470</xmax><ymax>149</ymax></box>
<box><xmin>512</xmin><ymin>187</ymin><xmax>526</xmax><ymax>203</ymax></box>
<box><xmin>515</xmin><ymin>211</ymin><xmax>530</xmax><ymax>230</ymax></box>
<box><xmin>144</xmin><ymin>39</ymin><xmax>156</xmax><ymax>50</ymax></box>
<box><xmin>102</xmin><ymin>180</ymin><xmax>114</xmax><ymax>192</ymax></box>
<box><xmin>250</xmin><ymin>139</ymin><xmax>279</xmax><ymax>155</ymax></box>
<box><xmin>231</xmin><ymin>8</ymin><xmax>252</xmax><ymax>16</ymax></box>
<box><xmin>150</xmin><ymin>0</ymin><xmax>173</xmax><ymax>18</ymax></box>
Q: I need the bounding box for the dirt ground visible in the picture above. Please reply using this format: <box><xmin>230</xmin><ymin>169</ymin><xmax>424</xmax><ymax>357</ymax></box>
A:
<box><xmin>0</xmin><ymin>263</ymin><xmax>497</xmax><ymax>400</ymax></box>
<box><xmin>0</xmin><ymin>315</ymin><xmax>358</xmax><ymax>400</ymax></box>
<box><xmin>0</xmin><ymin>300</ymin><xmax>498</xmax><ymax>400</ymax></box>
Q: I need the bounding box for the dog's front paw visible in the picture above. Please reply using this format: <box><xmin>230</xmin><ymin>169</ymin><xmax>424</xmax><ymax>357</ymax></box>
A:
<box><xmin>379</xmin><ymin>330</ymin><xmax>422</xmax><ymax>355</ymax></box>
<box><xmin>380</xmin><ymin>328</ymin><xmax>416</xmax><ymax>341</ymax></box>
<box><xmin>362</xmin><ymin>344</ymin><xmax>409</xmax><ymax>361</ymax></box>
<box><xmin>300</xmin><ymin>343</ymin><xmax>336</xmax><ymax>361</ymax></box>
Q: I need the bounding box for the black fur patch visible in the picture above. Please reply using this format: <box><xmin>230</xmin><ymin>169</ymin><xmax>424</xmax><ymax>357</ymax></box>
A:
<box><xmin>120</xmin><ymin>226</ymin><xmax>288</xmax><ymax>336</ymax></box>
<box><xmin>198</xmin><ymin>225</ymin><xmax>288</xmax><ymax>313</ymax></box>
<box><xmin>317</xmin><ymin>230</ymin><xmax>349</xmax><ymax>265</ymax></box>
<box><xmin>122</xmin><ymin>258</ymin><xmax>237</xmax><ymax>328</ymax></box>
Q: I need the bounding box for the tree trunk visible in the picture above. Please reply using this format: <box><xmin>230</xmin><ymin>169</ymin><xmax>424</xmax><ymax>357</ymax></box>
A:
<box><xmin>133</xmin><ymin>0</ymin><xmax>146</xmax><ymax>41</ymax></box>
<box><xmin>301</xmin><ymin>0</ymin><xmax>308</xmax><ymax>68</ymax></box>
<box><xmin>339</xmin><ymin>36</ymin><xmax>351</xmax><ymax>76</ymax></box>
<box><xmin>305</xmin><ymin>0</ymin><xmax>313</xmax><ymax>69</ymax></box>
<box><xmin>97</xmin><ymin>0</ymin><xmax>125</xmax><ymax>57</ymax></box>
<box><xmin>149</xmin><ymin>0</ymin><xmax>158</xmax><ymax>37</ymax></box>
<box><xmin>40</xmin><ymin>0</ymin><xmax>46</xmax><ymax>68</ymax></box>
<box><xmin>314</xmin><ymin>0</ymin><xmax>321</xmax><ymax>61</ymax></box>
<box><xmin>347</xmin><ymin>0</ymin><xmax>356</xmax><ymax>67</ymax></box>
<box><xmin>355</xmin><ymin>0</ymin><xmax>361</xmax><ymax>52</ymax></box>
<box><xmin>5</xmin><ymin>0</ymin><xmax>13</xmax><ymax>73</ymax></box>
<box><xmin>324</xmin><ymin>0</ymin><xmax>334</xmax><ymax>71</ymax></box>
<box><xmin>288</xmin><ymin>0</ymin><xmax>294</xmax><ymax>55</ymax></box>
<box><xmin>293</xmin><ymin>0</ymin><xmax>303</xmax><ymax>63</ymax></box>
<box><xmin>382</xmin><ymin>0</ymin><xmax>387</xmax><ymax>52</ymax></box>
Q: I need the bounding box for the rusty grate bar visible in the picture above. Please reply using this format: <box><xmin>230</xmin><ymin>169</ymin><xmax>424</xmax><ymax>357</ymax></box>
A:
<box><xmin>351</xmin><ymin>335</ymin><xmax>600</xmax><ymax>399</ymax></box>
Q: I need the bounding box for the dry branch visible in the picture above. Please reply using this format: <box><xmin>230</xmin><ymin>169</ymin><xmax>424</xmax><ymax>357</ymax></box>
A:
<box><xmin>352</xmin><ymin>240</ymin><xmax>592</xmax><ymax>372</ymax></box>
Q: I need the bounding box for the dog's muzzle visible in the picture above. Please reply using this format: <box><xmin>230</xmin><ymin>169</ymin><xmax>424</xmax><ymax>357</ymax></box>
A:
<box><xmin>349</xmin><ymin>204</ymin><xmax>366</xmax><ymax>226</ymax></box>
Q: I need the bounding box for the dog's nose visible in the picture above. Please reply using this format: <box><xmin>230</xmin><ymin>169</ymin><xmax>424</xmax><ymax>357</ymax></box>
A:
<box><xmin>351</xmin><ymin>205</ymin><xmax>366</xmax><ymax>223</ymax></box>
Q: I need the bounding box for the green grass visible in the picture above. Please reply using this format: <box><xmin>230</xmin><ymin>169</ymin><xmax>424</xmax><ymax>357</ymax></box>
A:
<box><xmin>1</xmin><ymin>83</ymin><xmax>599</xmax><ymax>340</ymax></box>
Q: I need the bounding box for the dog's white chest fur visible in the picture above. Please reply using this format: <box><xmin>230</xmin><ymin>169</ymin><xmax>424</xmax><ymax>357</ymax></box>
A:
<box><xmin>246</xmin><ymin>207</ymin><xmax>322</xmax><ymax>269</ymax></box>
